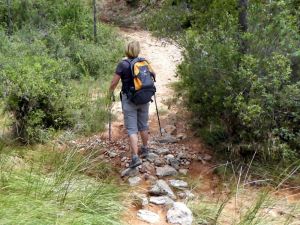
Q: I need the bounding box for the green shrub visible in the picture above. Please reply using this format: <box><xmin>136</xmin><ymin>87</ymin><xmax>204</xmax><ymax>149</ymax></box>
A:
<box><xmin>1</xmin><ymin>56</ymin><xmax>73</xmax><ymax>143</ymax></box>
<box><xmin>147</xmin><ymin>0</ymin><xmax>300</xmax><ymax>161</ymax></box>
<box><xmin>0</xmin><ymin>0</ymin><xmax>124</xmax><ymax>143</ymax></box>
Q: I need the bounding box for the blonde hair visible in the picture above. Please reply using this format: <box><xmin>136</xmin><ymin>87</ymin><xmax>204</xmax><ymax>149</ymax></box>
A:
<box><xmin>125</xmin><ymin>41</ymin><xmax>140</xmax><ymax>58</ymax></box>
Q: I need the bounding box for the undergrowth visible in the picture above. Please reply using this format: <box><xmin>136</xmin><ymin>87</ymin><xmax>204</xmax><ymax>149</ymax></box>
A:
<box><xmin>0</xmin><ymin>141</ymin><xmax>125</xmax><ymax>225</ymax></box>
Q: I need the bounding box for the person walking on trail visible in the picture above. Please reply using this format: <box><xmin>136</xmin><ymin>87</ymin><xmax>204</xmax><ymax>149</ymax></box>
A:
<box><xmin>109</xmin><ymin>41</ymin><xmax>156</xmax><ymax>168</ymax></box>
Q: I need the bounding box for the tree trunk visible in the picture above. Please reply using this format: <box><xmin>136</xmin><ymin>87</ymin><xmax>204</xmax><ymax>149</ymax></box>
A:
<box><xmin>238</xmin><ymin>0</ymin><xmax>248</xmax><ymax>55</ymax></box>
<box><xmin>7</xmin><ymin>0</ymin><xmax>13</xmax><ymax>36</ymax></box>
<box><xmin>93</xmin><ymin>0</ymin><xmax>97</xmax><ymax>43</ymax></box>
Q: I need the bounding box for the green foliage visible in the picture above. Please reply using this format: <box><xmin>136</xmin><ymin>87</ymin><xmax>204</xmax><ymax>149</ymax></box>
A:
<box><xmin>1</xmin><ymin>56</ymin><xmax>73</xmax><ymax>143</ymax></box>
<box><xmin>0</xmin><ymin>0</ymin><xmax>123</xmax><ymax>143</ymax></box>
<box><xmin>0</xmin><ymin>145</ymin><xmax>124</xmax><ymax>225</ymax></box>
<box><xmin>147</xmin><ymin>0</ymin><xmax>300</xmax><ymax>161</ymax></box>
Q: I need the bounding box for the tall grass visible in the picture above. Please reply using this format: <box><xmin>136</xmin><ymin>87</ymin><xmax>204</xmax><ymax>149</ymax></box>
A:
<box><xmin>0</xmin><ymin>142</ymin><xmax>125</xmax><ymax>225</ymax></box>
<box><xmin>190</xmin><ymin>161</ymin><xmax>300</xmax><ymax>225</ymax></box>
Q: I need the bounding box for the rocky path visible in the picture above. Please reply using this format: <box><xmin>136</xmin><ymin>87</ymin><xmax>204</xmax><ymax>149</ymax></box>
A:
<box><xmin>70</xmin><ymin>1</ymin><xmax>300</xmax><ymax>224</ymax></box>
<box><xmin>106</xmin><ymin>27</ymin><xmax>212</xmax><ymax>225</ymax></box>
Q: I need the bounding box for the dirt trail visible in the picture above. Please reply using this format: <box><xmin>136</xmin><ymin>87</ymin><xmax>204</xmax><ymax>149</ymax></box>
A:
<box><xmin>110</xmin><ymin>26</ymin><xmax>210</xmax><ymax>225</ymax></box>
<box><xmin>91</xmin><ymin>1</ymin><xmax>300</xmax><ymax>224</ymax></box>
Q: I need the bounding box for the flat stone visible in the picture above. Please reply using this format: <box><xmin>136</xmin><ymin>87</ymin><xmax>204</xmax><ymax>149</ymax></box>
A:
<box><xmin>168</xmin><ymin>158</ymin><xmax>180</xmax><ymax>170</ymax></box>
<box><xmin>167</xmin><ymin>202</ymin><xmax>193</xmax><ymax>225</ymax></box>
<box><xmin>165</xmin><ymin>154</ymin><xmax>175</xmax><ymax>161</ymax></box>
<box><xmin>155</xmin><ymin>148</ymin><xmax>170</xmax><ymax>155</ymax></box>
<box><xmin>169</xmin><ymin>179</ymin><xmax>188</xmax><ymax>189</ymax></box>
<box><xmin>178</xmin><ymin>190</ymin><xmax>195</xmax><ymax>200</ymax></box>
<box><xmin>149</xmin><ymin>179</ymin><xmax>176</xmax><ymax>199</ymax></box>
<box><xmin>176</xmin><ymin>133</ymin><xmax>187</xmax><ymax>140</ymax></box>
<box><xmin>147</xmin><ymin>152</ymin><xmax>159</xmax><ymax>163</ymax></box>
<box><xmin>133</xmin><ymin>193</ymin><xmax>149</xmax><ymax>207</ymax></box>
<box><xmin>157</xmin><ymin>135</ymin><xmax>178</xmax><ymax>144</ymax></box>
<box><xmin>121</xmin><ymin>157</ymin><xmax>127</xmax><ymax>162</ymax></box>
<box><xmin>140</xmin><ymin>161</ymin><xmax>155</xmax><ymax>174</ymax></box>
<box><xmin>128</xmin><ymin>176</ymin><xmax>142</xmax><ymax>186</ymax></box>
<box><xmin>156</xmin><ymin>165</ymin><xmax>178</xmax><ymax>177</ymax></box>
<box><xmin>109</xmin><ymin>152</ymin><xmax>117</xmax><ymax>158</ymax></box>
<box><xmin>137</xmin><ymin>210</ymin><xmax>160</xmax><ymax>224</ymax></box>
<box><xmin>144</xmin><ymin>174</ymin><xmax>158</xmax><ymax>183</ymax></box>
<box><xmin>202</xmin><ymin>154</ymin><xmax>212</xmax><ymax>161</ymax></box>
<box><xmin>179</xmin><ymin>169</ymin><xmax>188</xmax><ymax>175</ymax></box>
<box><xmin>177</xmin><ymin>152</ymin><xmax>189</xmax><ymax>159</ymax></box>
<box><xmin>121</xmin><ymin>168</ymin><xmax>139</xmax><ymax>177</ymax></box>
<box><xmin>164</xmin><ymin>125</ymin><xmax>177</xmax><ymax>135</ymax></box>
<box><xmin>197</xmin><ymin>156</ymin><xmax>206</xmax><ymax>164</ymax></box>
<box><xmin>154</xmin><ymin>158</ymin><xmax>165</xmax><ymax>167</ymax></box>
<box><xmin>149</xmin><ymin>196</ymin><xmax>174</xmax><ymax>206</ymax></box>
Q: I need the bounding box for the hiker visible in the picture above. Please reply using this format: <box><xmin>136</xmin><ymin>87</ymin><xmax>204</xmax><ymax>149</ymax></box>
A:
<box><xmin>109</xmin><ymin>41</ymin><xmax>156</xmax><ymax>168</ymax></box>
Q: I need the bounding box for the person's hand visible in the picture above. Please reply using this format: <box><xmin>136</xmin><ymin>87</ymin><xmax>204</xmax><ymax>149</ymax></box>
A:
<box><xmin>106</xmin><ymin>91</ymin><xmax>115</xmax><ymax>108</ymax></box>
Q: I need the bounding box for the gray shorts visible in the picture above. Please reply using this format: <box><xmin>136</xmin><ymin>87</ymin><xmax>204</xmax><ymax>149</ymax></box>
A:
<box><xmin>122</xmin><ymin>94</ymin><xmax>150</xmax><ymax>136</ymax></box>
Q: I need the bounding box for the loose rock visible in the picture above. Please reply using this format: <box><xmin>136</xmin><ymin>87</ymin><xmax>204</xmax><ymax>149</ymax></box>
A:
<box><xmin>149</xmin><ymin>196</ymin><xmax>174</xmax><ymax>206</ymax></box>
<box><xmin>137</xmin><ymin>210</ymin><xmax>160</xmax><ymax>224</ymax></box>
<box><xmin>147</xmin><ymin>152</ymin><xmax>159</xmax><ymax>163</ymax></box>
<box><xmin>155</xmin><ymin>148</ymin><xmax>170</xmax><ymax>155</ymax></box>
<box><xmin>154</xmin><ymin>158</ymin><xmax>165</xmax><ymax>167</ymax></box>
<box><xmin>128</xmin><ymin>176</ymin><xmax>142</xmax><ymax>186</ymax></box>
<box><xmin>121</xmin><ymin>168</ymin><xmax>139</xmax><ymax>177</ymax></box>
<box><xmin>179</xmin><ymin>168</ymin><xmax>188</xmax><ymax>175</ymax></box>
<box><xmin>165</xmin><ymin>125</ymin><xmax>177</xmax><ymax>135</ymax></box>
<box><xmin>176</xmin><ymin>133</ymin><xmax>187</xmax><ymax>140</ymax></box>
<box><xmin>108</xmin><ymin>152</ymin><xmax>117</xmax><ymax>158</ymax></box>
<box><xmin>168</xmin><ymin>158</ymin><xmax>180</xmax><ymax>170</ymax></box>
<box><xmin>169</xmin><ymin>179</ymin><xmax>188</xmax><ymax>189</ymax></box>
<box><xmin>149</xmin><ymin>179</ymin><xmax>176</xmax><ymax>199</ymax></box>
<box><xmin>132</xmin><ymin>193</ymin><xmax>149</xmax><ymax>207</ymax></box>
<box><xmin>156</xmin><ymin>165</ymin><xmax>178</xmax><ymax>177</ymax></box>
<box><xmin>178</xmin><ymin>190</ymin><xmax>195</xmax><ymax>200</ymax></box>
<box><xmin>165</xmin><ymin>154</ymin><xmax>175</xmax><ymax>161</ymax></box>
<box><xmin>202</xmin><ymin>154</ymin><xmax>212</xmax><ymax>161</ymax></box>
<box><xmin>197</xmin><ymin>156</ymin><xmax>206</xmax><ymax>164</ymax></box>
<box><xmin>157</xmin><ymin>135</ymin><xmax>178</xmax><ymax>144</ymax></box>
<box><xmin>177</xmin><ymin>152</ymin><xmax>189</xmax><ymax>160</ymax></box>
<box><xmin>121</xmin><ymin>156</ymin><xmax>127</xmax><ymax>162</ymax></box>
<box><xmin>167</xmin><ymin>202</ymin><xmax>193</xmax><ymax>225</ymax></box>
<box><xmin>140</xmin><ymin>161</ymin><xmax>155</xmax><ymax>174</ymax></box>
<box><xmin>144</xmin><ymin>174</ymin><xmax>158</xmax><ymax>183</ymax></box>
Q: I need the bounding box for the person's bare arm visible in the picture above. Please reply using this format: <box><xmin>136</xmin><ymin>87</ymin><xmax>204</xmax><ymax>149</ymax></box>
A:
<box><xmin>109</xmin><ymin>74</ymin><xmax>121</xmax><ymax>92</ymax></box>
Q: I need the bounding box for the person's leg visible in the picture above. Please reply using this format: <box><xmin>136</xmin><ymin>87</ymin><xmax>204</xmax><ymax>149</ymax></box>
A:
<box><xmin>137</xmin><ymin>103</ymin><xmax>150</xmax><ymax>157</ymax></box>
<box><xmin>129</xmin><ymin>133</ymin><xmax>139</xmax><ymax>155</ymax></box>
<box><xmin>122</xmin><ymin>94</ymin><xmax>141</xmax><ymax>168</ymax></box>
<box><xmin>140</xmin><ymin>130</ymin><xmax>148</xmax><ymax>147</ymax></box>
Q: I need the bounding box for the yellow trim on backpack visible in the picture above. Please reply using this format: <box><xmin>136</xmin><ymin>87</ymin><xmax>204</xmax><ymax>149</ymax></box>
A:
<box><xmin>133</xmin><ymin>61</ymin><xmax>148</xmax><ymax>76</ymax></box>
<box><xmin>134</xmin><ymin>77</ymin><xmax>143</xmax><ymax>91</ymax></box>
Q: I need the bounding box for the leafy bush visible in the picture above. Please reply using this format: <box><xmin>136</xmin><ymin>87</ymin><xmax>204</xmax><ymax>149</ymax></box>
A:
<box><xmin>1</xmin><ymin>56</ymin><xmax>73</xmax><ymax>143</ymax></box>
<box><xmin>147</xmin><ymin>0</ymin><xmax>300</xmax><ymax>161</ymax></box>
<box><xmin>0</xmin><ymin>1</ymin><xmax>123</xmax><ymax>143</ymax></box>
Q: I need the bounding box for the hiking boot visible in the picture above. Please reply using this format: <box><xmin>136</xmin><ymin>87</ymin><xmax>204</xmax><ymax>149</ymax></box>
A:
<box><xmin>140</xmin><ymin>146</ymin><xmax>149</xmax><ymax>158</ymax></box>
<box><xmin>129</xmin><ymin>155</ymin><xmax>142</xmax><ymax>168</ymax></box>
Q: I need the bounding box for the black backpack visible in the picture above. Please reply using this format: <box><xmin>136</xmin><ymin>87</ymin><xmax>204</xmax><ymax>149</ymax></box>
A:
<box><xmin>125</xmin><ymin>57</ymin><xmax>156</xmax><ymax>105</ymax></box>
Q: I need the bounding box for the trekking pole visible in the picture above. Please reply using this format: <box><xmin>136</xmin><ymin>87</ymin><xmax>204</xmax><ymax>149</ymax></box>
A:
<box><xmin>154</xmin><ymin>93</ymin><xmax>163</xmax><ymax>136</ymax></box>
<box><xmin>109</xmin><ymin>93</ymin><xmax>115</xmax><ymax>142</ymax></box>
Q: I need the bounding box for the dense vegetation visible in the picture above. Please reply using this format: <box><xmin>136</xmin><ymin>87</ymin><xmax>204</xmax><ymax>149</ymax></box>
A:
<box><xmin>0</xmin><ymin>1</ymin><xmax>126</xmax><ymax>224</ymax></box>
<box><xmin>0</xmin><ymin>0</ymin><xmax>123</xmax><ymax>143</ymax></box>
<box><xmin>146</xmin><ymin>0</ymin><xmax>300</xmax><ymax>162</ymax></box>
